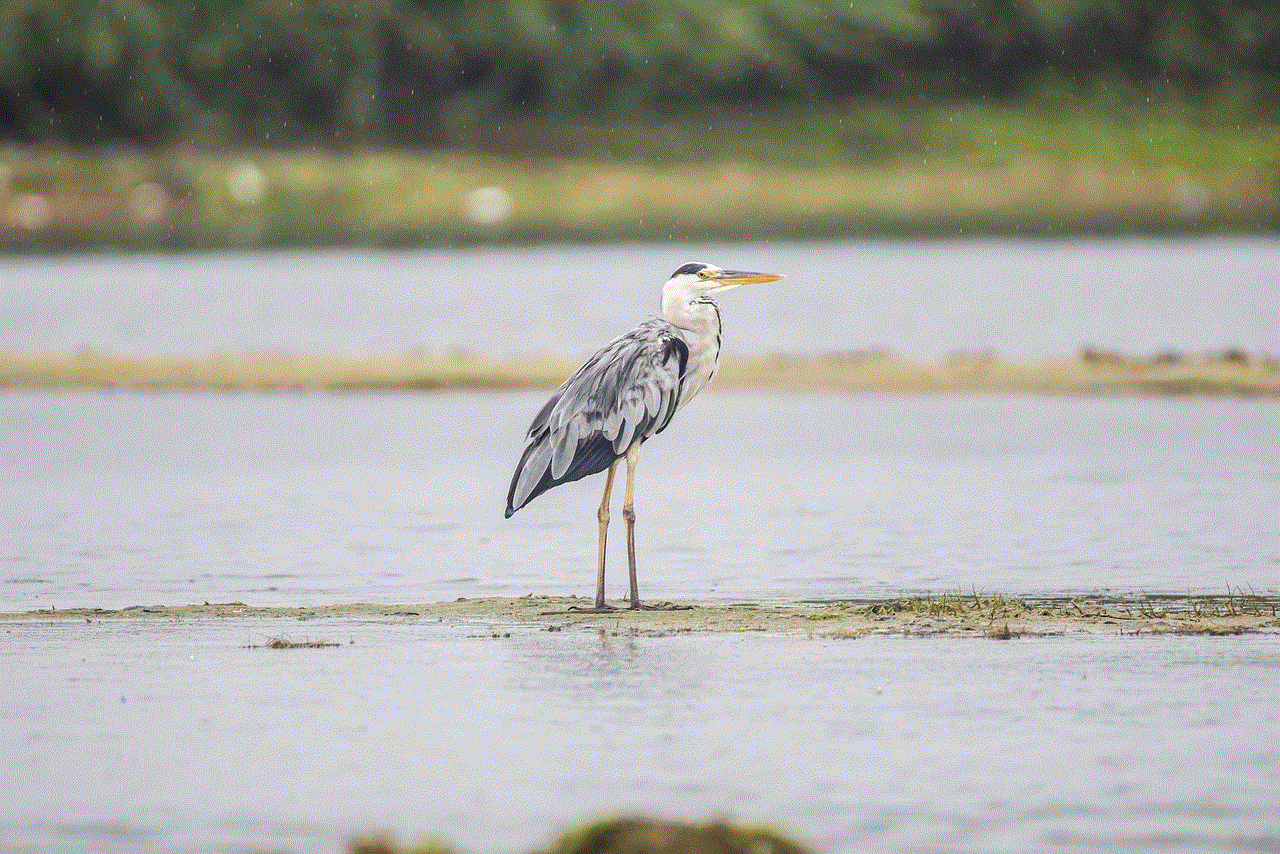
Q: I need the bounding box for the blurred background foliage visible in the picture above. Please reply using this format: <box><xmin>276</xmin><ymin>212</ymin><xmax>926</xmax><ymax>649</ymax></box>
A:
<box><xmin>0</xmin><ymin>0</ymin><xmax>1276</xmax><ymax>247</ymax></box>
<box><xmin>1</xmin><ymin>0</ymin><xmax>1276</xmax><ymax>147</ymax></box>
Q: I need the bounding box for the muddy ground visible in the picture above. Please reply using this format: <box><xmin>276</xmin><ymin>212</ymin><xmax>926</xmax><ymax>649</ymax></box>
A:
<box><xmin>6</xmin><ymin>594</ymin><xmax>1277</xmax><ymax>638</ymax></box>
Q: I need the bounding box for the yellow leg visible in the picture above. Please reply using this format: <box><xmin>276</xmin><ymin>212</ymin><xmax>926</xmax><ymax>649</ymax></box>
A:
<box><xmin>623</xmin><ymin>442</ymin><xmax>641</xmax><ymax>608</ymax></box>
<box><xmin>595</xmin><ymin>459</ymin><xmax>619</xmax><ymax>609</ymax></box>
<box><xmin>618</xmin><ymin>443</ymin><xmax>689</xmax><ymax>613</ymax></box>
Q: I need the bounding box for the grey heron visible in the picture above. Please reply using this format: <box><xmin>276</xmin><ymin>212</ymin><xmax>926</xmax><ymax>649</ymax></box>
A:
<box><xmin>505</xmin><ymin>261</ymin><xmax>784</xmax><ymax>611</ymax></box>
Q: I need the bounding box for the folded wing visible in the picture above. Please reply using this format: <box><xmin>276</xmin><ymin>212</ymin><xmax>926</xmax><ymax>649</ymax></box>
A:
<box><xmin>505</xmin><ymin>319</ymin><xmax>689</xmax><ymax>517</ymax></box>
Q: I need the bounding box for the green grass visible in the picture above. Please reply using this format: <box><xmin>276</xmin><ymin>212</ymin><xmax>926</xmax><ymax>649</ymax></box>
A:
<box><xmin>2</xmin><ymin>96</ymin><xmax>1276</xmax><ymax>251</ymax></box>
<box><xmin>856</xmin><ymin>590</ymin><xmax>1280</xmax><ymax>622</ymax></box>
<box><xmin>453</xmin><ymin>93</ymin><xmax>1278</xmax><ymax>173</ymax></box>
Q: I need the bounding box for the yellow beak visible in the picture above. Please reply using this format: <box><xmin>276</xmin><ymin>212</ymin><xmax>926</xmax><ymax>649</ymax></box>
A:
<box><xmin>712</xmin><ymin>269</ymin><xmax>785</xmax><ymax>287</ymax></box>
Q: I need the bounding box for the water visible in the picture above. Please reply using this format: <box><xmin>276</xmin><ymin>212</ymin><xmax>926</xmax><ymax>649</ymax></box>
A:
<box><xmin>4</xmin><ymin>240</ymin><xmax>1279</xmax><ymax>854</ymax></box>
<box><xmin>3</xmin><ymin>618</ymin><xmax>1278</xmax><ymax>854</ymax></box>
<box><xmin>3</xmin><ymin>391</ymin><xmax>1276</xmax><ymax>611</ymax></box>
<box><xmin>2</xmin><ymin>238</ymin><xmax>1277</xmax><ymax>359</ymax></box>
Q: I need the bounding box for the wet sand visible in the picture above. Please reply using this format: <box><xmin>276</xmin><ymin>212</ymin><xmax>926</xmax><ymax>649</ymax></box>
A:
<box><xmin>7</xmin><ymin>594</ymin><xmax>1277</xmax><ymax>637</ymax></box>
<box><xmin>4</xmin><ymin>349</ymin><xmax>1280</xmax><ymax>395</ymax></box>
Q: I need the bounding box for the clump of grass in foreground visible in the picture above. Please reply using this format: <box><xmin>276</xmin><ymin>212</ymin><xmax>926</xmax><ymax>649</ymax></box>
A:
<box><xmin>542</xmin><ymin>817</ymin><xmax>810</xmax><ymax>854</ymax></box>
<box><xmin>345</xmin><ymin>817</ymin><xmax>810</xmax><ymax>854</ymax></box>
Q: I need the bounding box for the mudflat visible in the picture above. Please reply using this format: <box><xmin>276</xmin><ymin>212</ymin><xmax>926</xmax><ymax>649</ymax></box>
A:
<box><xmin>7</xmin><ymin>594</ymin><xmax>1277</xmax><ymax>637</ymax></box>
<box><xmin>3</xmin><ymin>349</ymin><xmax>1278</xmax><ymax>395</ymax></box>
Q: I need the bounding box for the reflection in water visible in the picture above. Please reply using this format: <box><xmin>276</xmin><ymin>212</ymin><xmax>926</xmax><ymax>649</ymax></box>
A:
<box><xmin>509</xmin><ymin>628</ymin><xmax>708</xmax><ymax>713</ymax></box>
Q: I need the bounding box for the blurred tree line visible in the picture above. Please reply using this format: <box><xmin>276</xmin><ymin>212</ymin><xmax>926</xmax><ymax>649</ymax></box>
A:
<box><xmin>1</xmin><ymin>0</ymin><xmax>1276</xmax><ymax>146</ymax></box>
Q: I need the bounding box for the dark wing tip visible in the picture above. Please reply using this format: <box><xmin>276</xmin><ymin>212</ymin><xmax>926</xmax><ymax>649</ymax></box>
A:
<box><xmin>504</xmin><ymin>505</ymin><xmax>516</xmax><ymax>519</ymax></box>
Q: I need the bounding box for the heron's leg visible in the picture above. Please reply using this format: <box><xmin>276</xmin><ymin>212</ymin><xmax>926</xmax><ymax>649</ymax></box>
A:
<box><xmin>623</xmin><ymin>443</ymin><xmax>641</xmax><ymax>608</ymax></box>
<box><xmin>594</xmin><ymin>459</ymin><xmax>619</xmax><ymax>609</ymax></box>
<box><xmin>563</xmin><ymin>460</ymin><xmax>620</xmax><ymax>613</ymax></box>
<box><xmin>622</xmin><ymin>444</ymin><xmax>692</xmax><ymax>612</ymax></box>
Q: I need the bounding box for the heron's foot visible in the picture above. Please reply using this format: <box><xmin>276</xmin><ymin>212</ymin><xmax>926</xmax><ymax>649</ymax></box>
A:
<box><xmin>538</xmin><ymin>597</ymin><xmax>620</xmax><ymax>615</ymax></box>
<box><xmin>629</xmin><ymin>601</ymin><xmax>694</xmax><ymax>611</ymax></box>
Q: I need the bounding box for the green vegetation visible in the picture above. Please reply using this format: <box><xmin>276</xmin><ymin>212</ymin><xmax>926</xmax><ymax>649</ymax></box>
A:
<box><xmin>2</xmin><ymin>1</ymin><xmax>1276</xmax><ymax>145</ymax></box>
<box><xmin>2</xmin><ymin>97</ymin><xmax>1276</xmax><ymax>249</ymax></box>
<box><xmin>546</xmin><ymin>817</ymin><xmax>810</xmax><ymax>854</ymax></box>
<box><xmin>344</xmin><ymin>817</ymin><xmax>809</xmax><ymax>854</ymax></box>
<box><xmin>9</xmin><ymin>593</ymin><xmax>1279</xmax><ymax>636</ymax></box>
<box><xmin>1</xmin><ymin>2</ymin><xmax>1276</xmax><ymax>246</ymax></box>
<box><xmin>857</xmin><ymin>590</ymin><xmax>1280</xmax><ymax>623</ymax></box>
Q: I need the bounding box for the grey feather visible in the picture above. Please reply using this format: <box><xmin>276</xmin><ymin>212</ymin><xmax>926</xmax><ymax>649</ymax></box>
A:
<box><xmin>550</xmin><ymin>419</ymin><xmax>579</xmax><ymax>480</ymax></box>
<box><xmin>505</xmin><ymin>318</ymin><xmax>690</xmax><ymax>516</ymax></box>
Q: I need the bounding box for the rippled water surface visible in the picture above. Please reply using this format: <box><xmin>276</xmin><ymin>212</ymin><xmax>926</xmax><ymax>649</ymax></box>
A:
<box><xmin>4</xmin><ymin>239</ymin><xmax>1278</xmax><ymax>854</ymax></box>
<box><xmin>2</xmin><ymin>238</ymin><xmax>1277</xmax><ymax>358</ymax></box>
<box><xmin>3</xmin><ymin>618</ymin><xmax>1278</xmax><ymax>854</ymax></box>
<box><xmin>3</xmin><ymin>390</ymin><xmax>1276</xmax><ymax>610</ymax></box>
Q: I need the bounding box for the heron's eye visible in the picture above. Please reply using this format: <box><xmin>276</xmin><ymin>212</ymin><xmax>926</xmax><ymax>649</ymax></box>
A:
<box><xmin>696</xmin><ymin>269</ymin><xmax>711</xmax><ymax>279</ymax></box>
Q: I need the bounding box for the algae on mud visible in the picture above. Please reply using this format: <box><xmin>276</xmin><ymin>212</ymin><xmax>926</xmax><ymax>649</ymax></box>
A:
<box><xmin>6</xmin><ymin>594</ymin><xmax>1277</xmax><ymax>637</ymax></box>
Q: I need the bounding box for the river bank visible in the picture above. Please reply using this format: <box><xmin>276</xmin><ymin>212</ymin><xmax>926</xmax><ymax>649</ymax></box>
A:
<box><xmin>3</xmin><ymin>348</ymin><xmax>1277</xmax><ymax>396</ymax></box>
<box><xmin>3</xmin><ymin>99</ymin><xmax>1276</xmax><ymax>251</ymax></box>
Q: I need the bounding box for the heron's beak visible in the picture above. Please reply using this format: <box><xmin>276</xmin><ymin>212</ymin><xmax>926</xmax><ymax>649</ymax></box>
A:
<box><xmin>709</xmin><ymin>269</ymin><xmax>784</xmax><ymax>291</ymax></box>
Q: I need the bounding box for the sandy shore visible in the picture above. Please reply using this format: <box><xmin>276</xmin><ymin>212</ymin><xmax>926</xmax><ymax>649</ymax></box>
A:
<box><xmin>6</xmin><ymin>594</ymin><xmax>1277</xmax><ymax>637</ymax></box>
<box><xmin>3</xmin><ymin>349</ymin><xmax>1278</xmax><ymax>396</ymax></box>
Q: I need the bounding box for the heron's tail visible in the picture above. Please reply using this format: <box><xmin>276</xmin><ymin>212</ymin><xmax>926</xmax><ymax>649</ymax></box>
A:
<box><xmin>505</xmin><ymin>429</ymin><xmax>618</xmax><ymax>517</ymax></box>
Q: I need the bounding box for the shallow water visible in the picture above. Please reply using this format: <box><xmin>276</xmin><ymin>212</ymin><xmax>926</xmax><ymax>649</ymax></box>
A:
<box><xmin>3</xmin><ymin>617</ymin><xmax>1278</xmax><ymax>854</ymax></box>
<box><xmin>2</xmin><ymin>238</ymin><xmax>1277</xmax><ymax>359</ymax></box>
<box><xmin>3</xmin><ymin>390</ymin><xmax>1276</xmax><ymax>612</ymax></box>
<box><xmin>4</xmin><ymin>236</ymin><xmax>1279</xmax><ymax>854</ymax></box>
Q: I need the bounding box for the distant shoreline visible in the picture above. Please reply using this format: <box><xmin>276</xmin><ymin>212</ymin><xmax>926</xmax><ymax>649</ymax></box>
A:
<box><xmin>3</xmin><ymin>133</ymin><xmax>1277</xmax><ymax>253</ymax></box>
<box><xmin>2</xmin><ymin>348</ymin><xmax>1277</xmax><ymax>396</ymax></box>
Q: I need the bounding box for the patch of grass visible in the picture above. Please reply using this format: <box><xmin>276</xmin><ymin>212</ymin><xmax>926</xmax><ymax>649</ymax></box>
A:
<box><xmin>457</xmin><ymin>96</ymin><xmax>1278</xmax><ymax>174</ymax></box>
<box><xmin>342</xmin><ymin>817</ymin><xmax>810</xmax><ymax>854</ymax></box>
<box><xmin>246</xmin><ymin>636</ymin><xmax>342</xmax><ymax>649</ymax></box>
<box><xmin>9</xmin><ymin>595</ymin><xmax>1278</xmax><ymax>636</ymax></box>
<box><xmin>1</xmin><ymin>95</ymin><xmax>1276</xmax><ymax>251</ymax></box>
<box><xmin>859</xmin><ymin>591</ymin><xmax>1043</xmax><ymax>621</ymax></box>
<box><xmin>545</xmin><ymin>817</ymin><xmax>810</xmax><ymax>854</ymax></box>
<box><xmin>1124</xmin><ymin>588</ymin><xmax>1280</xmax><ymax>621</ymax></box>
<box><xmin>848</xmin><ymin>590</ymin><xmax>1280</xmax><ymax>632</ymax></box>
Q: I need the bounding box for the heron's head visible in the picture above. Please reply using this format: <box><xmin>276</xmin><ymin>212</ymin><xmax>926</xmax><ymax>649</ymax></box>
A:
<box><xmin>665</xmin><ymin>261</ymin><xmax>784</xmax><ymax>297</ymax></box>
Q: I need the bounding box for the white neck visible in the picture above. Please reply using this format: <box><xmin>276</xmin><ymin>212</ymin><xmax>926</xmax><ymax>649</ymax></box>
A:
<box><xmin>662</xmin><ymin>279</ymin><xmax>719</xmax><ymax>334</ymax></box>
<box><xmin>661</xmin><ymin>278</ymin><xmax>723</xmax><ymax>408</ymax></box>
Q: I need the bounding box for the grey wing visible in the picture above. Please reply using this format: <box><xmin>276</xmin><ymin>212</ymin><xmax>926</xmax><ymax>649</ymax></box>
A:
<box><xmin>505</xmin><ymin>320</ymin><xmax>689</xmax><ymax>517</ymax></box>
